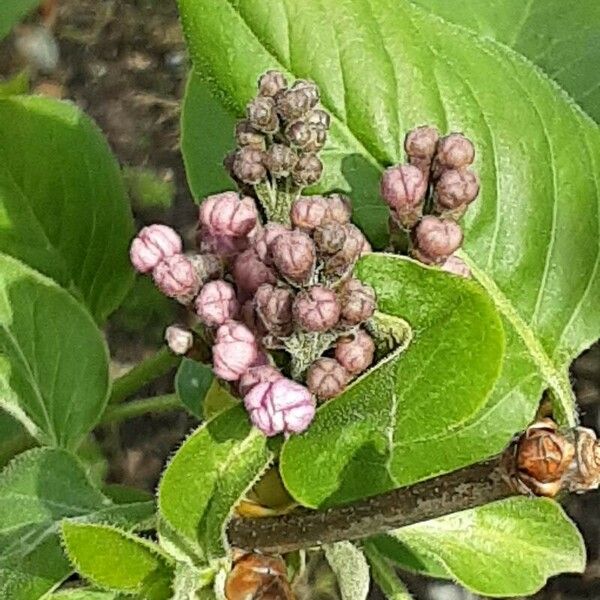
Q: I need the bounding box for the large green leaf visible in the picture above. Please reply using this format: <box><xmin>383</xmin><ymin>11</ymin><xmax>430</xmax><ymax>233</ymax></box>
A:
<box><xmin>158</xmin><ymin>404</ymin><xmax>272</xmax><ymax>561</ymax></box>
<box><xmin>281</xmin><ymin>255</ymin><xmax>504</xmax><ymax>507</ymax></box>
<box><xmin>0</xmin><ymin>96</ymin><xmax>134</xmax><ymax>323</ymax></box>
<box><xmin>411</xmin><ymin>0</ymin><xmax>600</xmax><ymax>122</ymax></box>
<box><xmin>0</xmin><ymin>0</ymin><xmax>41</xmax><ymax>40</ymax></box>
<box><xmin>379</xmin><ymin>498</ymin><xmax>585</xmax><ymax>597</ymax></box>
<box><xmin>0</xmin><ymin>254</ymin><xmax>108</xmax><ymax>449</ymax></box>
<box><xmin>0</xmin><ymin>448</ymin><xmax>155</xmax><ymax>600</ymax></box>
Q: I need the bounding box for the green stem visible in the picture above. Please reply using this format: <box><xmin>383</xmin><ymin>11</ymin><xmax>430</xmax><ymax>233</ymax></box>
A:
<box><xmin>101</xmin><ymin>393</ymin><xmax>181</xmax><ymax>424</ymax></box>
<box><xmin>109</xmin><ymin>347</ymin><xmax>180</xmax><ymax>404</ymax></box>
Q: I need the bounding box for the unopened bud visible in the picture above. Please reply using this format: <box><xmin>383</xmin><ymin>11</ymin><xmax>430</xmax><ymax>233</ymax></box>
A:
<box><xmin>252</xmin><ymin>223</ymin><xmax>290</xmax><ymax>264</ymax></box>
<box><xmin>233</xmin><ymin>249</ymin><xmax>277</xmax><ymax>299</ymax></box>
<box><xmin>411</xmin><ymin>216</ymin><xmax>463</xmax><ymax>265</ymax></box>
<box><xmin>434</xmin><ymin>168</ymin><xmax>480</xmax><ymax>213</ymax></box>
<box><xmin>435</xmin><ymin>133</ymin><xmax>475</xmax><ymax>172</ymax></box>
<box><xmin>306</xmin><ymin>358</ymin><xmax>349</xmax><ymax>400</ymax></box>
<box><xmin>233</xmin><ymin>147</ymin><xmax>267</xmax><ymax>185</ymax></box>
<box><xmin>285</xmin><ymin>119</ymin><xmax>326</xmax><ymax>152</ymax></box>
<box><xmin>188</xmin><ymin>253</ymin><xmax>223</xmax><ymax>283</ymax></box>
<box><xmin>200</xmin><ymin>192</ymin><xmax>258</xmax><ymax>238</ymax></box>
<box><xmin>314</xmin><ymin>223</ymin><xmax>346</xmax><ymax>254</ymax></box>
<box><xmin>213</xmin><ymin>321</ymin><xmax>258</xmax><ymax>381</ymax></box>
<box><xmin>276</xmin><ymin>80</ymin><xmax>319</xmax><ymax>121</ymax></box>
<box><xmin>441</xmin><ymin>255</ymin><xmax>471</xmax><ymax>278</ymax></box>
<box><xmin>130</xmin><ymin>224</ymin><xmax>182</xmax><ymax>273</ymax></box>
<box><xmin>290</xmin><ymin>196</ymin><xmax>328</xmax><ymax>231</ymax></box>
<box><xmin>292</xmin><ymin>153</ymin><xmax>323</xmax><ymax>187</ymax></box>
<box><xmin>380</xmin><ymin>164</ymin><xmax>427</xmax><ymax>228</ymax></box>
<box><xmin>198</xmin><ymin>231</ymin><xmax>249</xmax><ymax>259</ymax></box>
<box><xmin>307</xmin><ymin>109</ymin><xmax>331</xmax><ymax>130</ymax></box>
<box><xmin>247</xmin><ymin>96</ymin><xmax>279</xmax><ymax>133</ymax></box>
<box><xmin>271</xmin><ymin>230</ymin><xmax>316</xmax><ymax>284</ymax></box>
<box><xmin>339</xmin><ymin>278</ymin><xmax>376</xmax><ymax>325</ymax></box>
<box><xmin>258</xmin><ymin>70</ymin><xmax>288</xmax><ymax>98</ymax></box>
<box><xmin>238</xmin><ymin>365</ymin><xmax>283</xmax><ymax>397</ymax></box>
<box><xmin>152</xmin><ymin>254</ymin><xmax>200</xmax><ymax>301</ymax></box>
<box><xmin>335</xmin><ymin>330</ymin><xmax>375</xmax><ymax>375</ymax></box>
<box><xmin>325</xmin><ymin>224</ymin><xmax>371</xmax><ymax>276</ymax></box>
<box><xmin>405</xmin><ymin>125</ymin><xmax>439</xmax><ymax>169</ymax></box>
<box><xmin>324</xmin><ymin>194</ymin><xmax>352</xmax><ymax>224</ymax></box>
<box><xmin>194</xmin><ymin>280</ymin><xmax>239</xmax><ymax>327</ymax></box>
<box><xmin>255</xmin><ymin>284</ymin><xmax>294</xmax><ymax>337</ymax></box>
<box><xmin>235</xmin><ymin>120</ymin><xmax>265</xmax><ymax>149</ymax></box>
<box><xmin>293</xmin><ymin>286</ymin><xmax>340</xmax><ymax>332</ymax></box>
<box><xmin>225</xmin><ymin>552</ymin><xmax>293</xmax><ymax>600</ymax></box>
<box><xmin>164</xmin><ymin>325</ymin><xmax>193</xmax><ymax>356</ymax></box>
<box><xmin>264</xmin><ymin>144</ymin><xmax>298</xmax><ymax>178</ymax></box>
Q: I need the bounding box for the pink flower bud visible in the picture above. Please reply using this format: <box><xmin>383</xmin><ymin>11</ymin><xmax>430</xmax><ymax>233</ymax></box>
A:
<box><xmin>335</xmin><ymin>330</ymin><xmax>375</xmax><ymax>375</ymax></box>
<box><xmin>271</xmin><ymin>230</ymin><xmax>316</xmax><ymax>284</ymax></box>
<box><xmin>233</xmin><ymin>249</ymin><xmax>277</xmax><ymax>300</ymax></box>
<box><xmin>380</xmin><ymin>165</ymin><xmax>427</xmax><ymax>228</ymax></box>
<box><xmin>441</xmin><ymin>255</ymin><xmax>471</xmax><ymax>278</ymax></box>
<box><xmin>130</xmin><ymin>224</ymin><xmax>182</xmax><ymax>273</ymax></box>
<box><xmin>238</xmin><ymin>365</ymin><xmax>283</xmax><ymax>397</ymax></box>
<box><xmin>152</xmin><ymin>254</ymin><xmax>200</xmax><ymax>301</ymax></box>
<box><xmin>306</xmin><ymin>358</ymin><xmax>349</xmax><ymax>400</ymax></box>
<box><xmin>405</xmin><ymin>125</ymin><xmax>440</xmax><ymax>161</ymax></box>
<box><xmin>198</xmin><ymin>231</ymin><xmax>249</xmax><ymax>259</ymax></box>
<box><xmin>254</xmin><ymin>284</ymin><xmax>294</xmax><ymax>337</ymax></box>
<box><xmin>199</xmin><ymin>192</ymin><xmax>258</xmax><ymax>238</ymax></box>
<box><xmin>240</xmin><ymin>300</ymin><xmax>266</xmax><ymax>336</ymax></box>
<box><xmin>435</xmin><ymin>133</ymin><xmax>475</xmax><ymax>171</ymax></box>
<box><xmin>212</xmin><ymin>321</ymin><xmax>258</xmax><ymax>381</ymax></box>
<box><xmin>194</xmin><ymin>280</ymin><xmax>239</xmax><ymax>327</ymax></box>
<box><xmin>164</xmin><ymin>325</ymin><xmax>193</xmax><ymax>355</ymax></box>
<box><xmin>252</xmin><ymin>223</ymin><xmax>290</xmax><ymax>264</ymax></box>
<box><xmin>293</xmin><ymin>286</ymin><xmax>340</xmax><ymax>332</ymax></box>
<box><xmin>324</xmin><ymin>194</ymin><xmax>352</xmax><ymax>225</ymax></box>
<box><xmin>339</xmin><ymin>279</ymin><xmax>376</xmax><ymax>325</ymax></box>
<box><xmin>325</xmin><ymin>224</ymin><xmax>370</xmax><ymax>277</ymax></box>
<box><xmin>434</xmin><ymin>168</ymin><xmax>480</xmax><ymax>212</ymax></box>
<box><xmin>411</xmin><ymin>216</ymin><xmax>463</xmax><ymax>265</ymax></box>
<box><xmin>290</xmin><ymin>196</ymin><xmax>328</xmax><ymax>231</ymax></box>
<box><xmin>244</xmin><ymin>378</ymin><xmax>315</xmax><ymax>436</ymax></box>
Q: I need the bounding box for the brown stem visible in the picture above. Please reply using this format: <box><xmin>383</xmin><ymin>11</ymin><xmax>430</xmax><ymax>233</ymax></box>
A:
<box><xmin>228</xmin><ymin>456</ymin><xmax>514</xmax><ymax>554</ymax></box>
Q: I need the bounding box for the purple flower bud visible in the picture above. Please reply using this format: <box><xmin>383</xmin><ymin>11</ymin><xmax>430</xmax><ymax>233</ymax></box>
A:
<box><xmin>164</xmin><ymin>325</ymin><xmax>193</xmax><ymax>356</ymax></box>
<box><xmin>235</xmin><ymin>120</ymin><xmax>266</xmax><ymax>149</ymax></box>
<box><xmin>324</xmin><ymin>194</ymin><xmax>352</xmax><ymax>225</ymax></box>
<box><xmin>339</xmin><ymin>278</ymin><xmax>376</xmax><ymax>325</ymax></box>
<box><xmin>412</xmin><ymin>216</ymin><xmax>463</xmax><ymax>265</ymax></box>
<box><xmin>434</xmin><ymin>168</ymin><xmax>480</xmax><ymax>212</ymax></box>
<box><xmin>199</xmin><ymin>192</ymin><xmax>258</xmax><ymax>238</ymax></box>
<box><xmin>152</xmin><ymin>254</ymin><xmax>200</xmax><ymax>301</ymax></box>
<box><xmin>264</xmin><ymin>144</ymin><xmax>298</xmax><ymax>178</ymax></box>
<box><xmin>293</xmin><ymin>286</ymin><xmax>340</xmax><ymax>332</ymax></box>
<box><xmin>380</xmin><ymin>164</ymin><xmax>427</xmax><ymax>228</ymax></box>
<box><xmin>244</xmin><ymin>378</ymin><xmax>315</xmax><ymax>436</ymax></box>
<box><xmin>306</xmin><ymin>358</ymin><xmax>349</xmax><ymax>400</ymax></box>
<box><xmin>435</xmin><ymin>133</ymin><xmax>475</xmax><ymax>171</ymax></box>
<box><xmin>252</xmin><ymin>223</ymin><xmax>290</xmax><ymax>264</ymax></box>
<box><xmin>441</xmin><ymin>255</ymin><xmax>471</xmax><ymax>278</ymax></box>
<box><xmin>233</xmin><ymin>249</ymin><xmax>277</xmax><ymax>299</ymax></box>
<box><xmin>314</xmin><ymin>223</ymin><xmax>347</xmax><ymax>255</ymax></box>
<box><xmin>194</xmin><ymin>280</ymin><xmax>239</xmax><ymax>327</ymax></box>
<box><xmin>405</xmin><ymin>125</ymin><xmax>439</xmax><ymax>163</ymax></box>
<box><xmin>335</xmin><ymin>330</ymin><xmax>375</xmax><ymax>375</ymax></box>
<box><xmin>258</xmin><ymin>70</ymin><xmax>288</xmax><ymax>98</ymax></box>
<box><xmin>213</xmin><ymin>321</ymin><xmax>258</xmax><ymax>381</ymax></box>
<box><xmin>292</xmin><ymin>154</ymin><xmax>323</xmax><ymax>187</ymax></box>
<box><xmin>238</xmin><ymin>365</ymin><xmax>283</xmax><ymax>397</ymax></box>
<box><xmin>254</xmin><ymin>283</ymin><xmax>294</xmax><ymax>337</ymax></box>
<box><xmin>130</xmin><ymin>224</ymin><xmax>182</xmax><ymax>273</ymax></box>
<box><xmin>198</xmin><ymin>231</ymin><xmax>249</xmax><ymax>260</ymax></box>
<box><xmin>233</xmin><ymin>147</ymin><xmax>267</xmax><ymax>185</ymax></box>
<box><xmin>325</xmin><ymin>224</ymin><xmax>371</xmax><ymax>276</ymax></box>
<box><xmin>271</xmin><ymin>230</ymin><xmax>316</xmax><ymax>284</ymax></box>
<box><xmin>290</xmin><ymin>196</ymin><xmax>328</xmax><ymax>231</ymax></box>
<box><xmin>247</xmin><ymin>96</ymin><xmax>279</xmax><ymax>133</ymax></box>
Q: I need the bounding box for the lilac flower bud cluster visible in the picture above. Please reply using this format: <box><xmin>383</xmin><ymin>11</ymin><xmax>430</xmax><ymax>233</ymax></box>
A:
<box><xmin>380</xmin><ymin>126</ymin><xmax>480</xmax><ymax>276</ymax></box>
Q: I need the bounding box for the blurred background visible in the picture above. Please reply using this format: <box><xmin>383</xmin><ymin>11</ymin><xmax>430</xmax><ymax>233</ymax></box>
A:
<box><xmin>1</xmin><ymin>1</ymin><xmax>598</xmax><ymax>598</ymax></box>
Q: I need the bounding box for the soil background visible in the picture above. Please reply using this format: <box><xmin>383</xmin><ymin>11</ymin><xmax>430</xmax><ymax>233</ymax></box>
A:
<box><xmin>1</xmin><ymin>1</ymin><xmax>598</xmax><ymax>598</ymax></box>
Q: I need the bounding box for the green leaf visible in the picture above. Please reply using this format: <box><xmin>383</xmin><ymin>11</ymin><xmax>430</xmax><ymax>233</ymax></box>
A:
<box><xmin>281</xmin><ymin>255</ymin><xmax>504</xmax><ymax>507</ymax></box>
<box><xmin>158</xmin><ymin>404</ymin><xmax>273</xmax><ymax>561</ymax></box>
<box><xmin>410</xmin><ymin>0</ymin><xmax>600</xmax><ymax>122</ymax></box>
<box><xmin>123</xmin><ymin>166</ymin><xmax>176</xmax><ymax>211</ymax></box>
<box><xmin>62</xmin><ymin>523</ymin><xmax>173</xmax><ymax>599</ymax></box>
<box><xmin>0</xmin><ymin>71</ymin><xmax>29</xmax><ymax>98</ymax></box>
<box><xmin>385</xmin><ymin>498</ymin><xmax>585</xmax><ymax>597</ymax></box>
<box><xmin>324</xmin><ymin>542</ymin><xmax>370</xmax><ymax>600</ymax></box>
<box><xmin>0</xmin><ymin>448</ymin><xmax>155</xmax><ymax>600</ymax></box>
<box><xmin>0</xmin><ymin>409</ymin><xmax>32</xmax><ymax>468</ymax></box>
<box><xmin>179</xmin><ymin>0</ymin><xmax>600</xmax><ymax>479</ymax></box>
<box><xmin>50</xmin><ymin>590</ymin><xmax>126</xmax><ymax>599</ymax></box>
<box><xmin>0</xmin><ymin>0</ymin><xmax>41</xmax><ymax>40</ymax></box>
<box><xmin>0</xmin><ymin>254</ymin><xmax>108</xmax><ymax>449</ymax></box>
<box><xmin>0</xmin><ymin>96</ymin><xmax>134</xmax><ymax>323</ymax></box>
<box><xmin>363</xmin><ymin>543</ymin><xmax>413</xmax><ymax>600</ymax></box>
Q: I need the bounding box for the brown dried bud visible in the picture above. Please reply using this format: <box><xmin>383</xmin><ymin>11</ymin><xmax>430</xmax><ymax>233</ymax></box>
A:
<box><xmin>290</xmin><ymin>196</ymin><xmax>327</xmax><ymax>231</ymax></box>
<box><xmin>325</xmin><ymin>224</ymin><xmax>371</xmax><ymax>276</ymax></box>
<box><xmin>307</xmin><ymin>109</ymin><xmax>331</xmax><ymax>131</ymax></box>
<box><xmin>314</xmin><ymin>223</ymin><xmax>347</xmax><ymax>255</ymax></box>
<box><xmin>293</xmin><ymin>285</ymin><xmax>340</xmax><ymax>332</ymax></box>
<box><xmin>225</xmin><ymin>552</ymin><xmax>293</xmax><ymax>600</ymax></box>
<box><xmin>277</xmin><ymin>80</ymin><xmax>319</xmax><ymax>120</ymax></box>
<box><xmin>271</xmin><ymin>229</ymin><xmax>316</xmax><ymax>284</ymax></box>
<box><xmin>235</xmin><ymin>120</ymin><xmax>266</xmax><ymax>149</ymax></box>
<box><xmin>292</xmin><ymin>153</ymin><xmax>323</xmax><ymax>187</ymax></box>
<box><xmin>339</xmin><ymin>278</ymin><xmax>376</xmax><ymax>325</ymax></box>
<box><xmin>233</xmin><ymin>146</ymin><xmax>267</xmax><ymax>185</ymax></box>
<box><xmin>411</xmin><ymin>216</ymin><xmax>463</xmax><ymax>265</ymax></box>
<box><xmin>434</xmin><ymin>168</ymin><xmax>480</xmax><ymax>213</ymax></box>
<box><xmin>285</xmin><ymin>119</ymin><xmax>327</xmax><ymax>152</ymax></box>
<box><xmin>380</xmin><ymin>164</ymin><xmax>427</xmax><ymax>228</ymax></box>
<box><xmin>264</xmin><ymin>144</ymin><xmax>298</xmax><ymax>178</ymax></box>
<box><xmin>567</xmin><ymin>427</ymin><xmax>600</xmax><ymax>493</ymax></box>
<box><xmin>258</xmin><ymin>70</ymin><xmax>288</xmax><ymax>98</ymax></box>
<box><xmin>254</xmin><ymin>283</ymin><xmax>294</xmax><ymax>337</ymax></box>
<box><xmin>335</xmin><ymin>330</ymin><xmax>375</xmax><ymax>375</ymax></box>
<box><xmin>405</xmin><ymin>125</ymin><xmax>439</xmax><ymax>162</ymax></box>
<box><xmin>188</xmin><ymin>253</ymin><xmax>223</xmax><ymax>283</ymax></box>
<box><xmin>247</xmin><ymin>96</ymin><xmax>279</xmax><ymax>133</ymax></box>
<box><xmin>306</xmin><ymin>357</ymin><xmax>349</xmax><ymax>400</ymax></box>
<box><xmin>434</xmin><ymin>132</ymin><xmax>475</xmax><ymax>173</ymax></box>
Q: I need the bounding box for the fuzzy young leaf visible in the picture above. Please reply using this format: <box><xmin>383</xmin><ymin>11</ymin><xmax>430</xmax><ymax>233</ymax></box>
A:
<box><xmin>0</xmin><ymin>96</ymin><xmax>134</xmax><ymax>323</ymax></box>
<box><xmin>0</xmin><ymin>448</ymin><xmax>155</xmax><ymax>600</ymax></box>
<box><xmin>380</xmin><ymin>497</ymin><xmax>585</xmax><ymax>597</ymax></box>
<box><xmin>62</xmin><ymin>523</ymin><xmax>173</xmax><ymax>599</ymax></box>
<box><xmin>281</xmin><ymin>255</ymin><xmax>504</xmax><ymax>507</ymax></box>
<box><xmin>0</xmin><ymin>254</ymin><xmax>109</xmax><ymax>449</ymax></box>
<box><xmin>324</xmin><ymin>542</ymin><xmax>370</xmax><ymax>600</ymax></box>
<box><xmin>158</xmin><ymin>404</ymin><xmax>273</xmax><ymax>561</ymax></box>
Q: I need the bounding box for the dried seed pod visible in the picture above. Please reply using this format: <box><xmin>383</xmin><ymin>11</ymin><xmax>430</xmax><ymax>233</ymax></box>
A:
<box><xmin>306</xmin><ymin>357</ymin><xmax>349</xmax><ymax>400</ymax></box>
<box><xmin>164</xmin><ymin>325</ymin><xmax>193</xmax><ymax>356</ymax></box>
<box><xmin>405</xmin><ymin>125</ymin><xmax>439</xmax><ymax>164</ymax></box>
<box><xmin>380</xmin><ymin>164</ymin><xmax>428</xmax><ymax>228</ymax></box>
<box><xmin>225</xmin><ymin>552</ymin><xmax>293</xmax><ymax>600</ymax></box>
<box><xmin>194</xmin><ymin>280</ymin><xmax>239</xmax><ymax>327</ymax></box>
<box><xmin>254</xmin><ymin>283</ymin><xmax>294</xmax><ymax>337</ymax></box>
<box><xmin>212</xmin><ymin>321</ymin><xmax>258</xmax><ymax>381</ymax></box>
<box><xmin>246</xmin><ymin>96</ymin><xmax>279</xmax><ymax>133</ymax></box>
<box><xmin>235</xmin><ymin>119</ymin><xmax>266</xmax><ymax>149</ymax></box>
<box><xmin>411</xmin><ymin>216</ymin><xmax>463</xmax><ymax>265</ymax></box>
<box><xmin>293</xmin><ymin>286</ymin><xmax>340</xmax><ymax>332</ymax></box>
<box><xmin>441</xmin><ymin>255</ymin><xmax>471</xmax><ymax>278</ymax></box>
<box><xmin>199</xmin><ymin>192</ymin><xmax>258</xmax><ymax>238</ymax></box>
<box><xmin>233</xmin><ymin>147</ymin><xmax>267</xmax><ymax>185</ymax></box>
<box><xmin>292</xmin><ymin>153</ymin><xmax>323</xmax><ymax>187</ymax></box>
<box><xmin>434</xmin><ymin>132</ymin><xmax>475</xmax><ymax>173</ymax></box>
<box><xmin>264</xmin><ymin>144</ymin><xmax>298</xmax><ymax>178</ymax></box>
<box><xmin>335</xmin><ymin>330</ymin><xmax>375</xmax><ymax>375</ymax></box>
<box><xmin>130</xmin><ymin>224</ymin><xmax>182</xmax><ymax>274</ymax></box>
<box><xmin>339</xmin><ymin>278</ymin><xmax>377</xmax><ymax>325</ymax></box>
<box><xmin>314</xmin><ymin>222</ymin><xmax>347</xmax><ymax>255</ymax></box>
<box><xmin>271</xmin><ymin>229</ymin><xmax>316</xmax><ymax>284</ymax></box>
<box><xmin>233</xmin><ymin>249</ymin><xmax>277</xmax><ymax>299</ymax></box>
<box><xmin>152</xmin><ymin>254</ymin><xmax>200</xmax><ymax>302</ymax></box>
<box><xmin>325</xmin><ymin>224</ymin><xmax>371</xmax><ymax>276</ymax></box>
<box><xmin>253</xmin><ymin>222</ymin><xmax>290</xmax><ymax>264</ymax></box>
<box><xmin>258</xmin><ymin>70</ymin><xmax>288</xmax><ymax>98</ymax></box>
